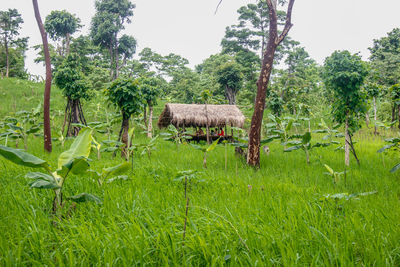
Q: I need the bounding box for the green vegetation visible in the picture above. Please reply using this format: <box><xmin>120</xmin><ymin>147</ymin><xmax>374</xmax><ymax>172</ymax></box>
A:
<box><xmin>1</xmin><ymin>78</ymin><xmax>400</xmax><ymax>265</ymax></box>
<box><xmin>1</xmin><ymin>0</ymin><xmax>400</xmax><ymax>265</ymax></box>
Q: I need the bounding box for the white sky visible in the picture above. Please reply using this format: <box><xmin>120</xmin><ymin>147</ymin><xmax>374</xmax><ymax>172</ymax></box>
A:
<box><xmin>4</xmin><ymin>0</ymin><xmax>400</xmax><ymax>77</ymax></box>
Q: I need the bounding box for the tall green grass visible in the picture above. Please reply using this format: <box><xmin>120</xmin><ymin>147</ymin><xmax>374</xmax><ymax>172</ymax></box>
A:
<box><xmin>0</xmin><ymin>78</ymin><xmax>399</xmax><ymax>266</ymax></box>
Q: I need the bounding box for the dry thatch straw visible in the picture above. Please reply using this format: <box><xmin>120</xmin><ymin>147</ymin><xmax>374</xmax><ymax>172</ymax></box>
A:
<box><xmin>158</xmin><ymin>103</ymin><xmax>245</xmax><ymax>128</ymax></box>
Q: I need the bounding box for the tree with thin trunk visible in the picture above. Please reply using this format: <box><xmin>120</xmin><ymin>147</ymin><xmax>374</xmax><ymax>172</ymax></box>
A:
<box><xmin>90</xmin><ymin>0</ymin><xmax>135</xmax><ymax>80</ymax></box>
<box><xmin>322</xmin><ymin>50</ymin><xmax>368</xmax><ymax>166</ymax></box>
<box><xmin>216</xmin><ymin>61</ymin><xmax>243</xmax><ymax>105</ymax></box>
<box><xmin>32</xmin><ymin>0</ymin><xmax>52</xmax><ymax>152</ymax></box>
<box><xmin>54</xmin><ymin>53</ymin><xmax>91</xmax><ymax>137</ymax></box>
<box><xmin>44</xmin><ymin>10</ymin><xmax>81</xmax><ymax>57</ymax></box>
<box><xmin>247</xmin><ymin>0</ymin><xmax>295</xmax><ymax>167</ymax></box>
<box><xmin>106</xmin><ymin>78</ymin><xmax>143</xmax><ymax>158</ymax></box>
<box><xmin>364</xmin><ymin>81</ymin><xmax>380</xmax><ymax>135</ymax></box>
<box><xmin>140</xmin><ymin>77</ymin><xmax>161</xmax><ymax>138</ymax></box>
<box><xmin>0</xmin><ymin>9</ymin><xmax>24</xmax><ymax>78</ymax></box>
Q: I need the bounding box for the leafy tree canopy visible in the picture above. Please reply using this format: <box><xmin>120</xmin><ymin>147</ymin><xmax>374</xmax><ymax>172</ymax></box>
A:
<box><xmin>323</xmin><ymin>50</ymin><xmax>368</xmax><ymax>126</ymax></box>
<box><xmin>54</xmin><ymin>53</ymin><xmax>91</xmax><ymax>100</ymax></box>
<box><xmin>44</xmin><ymin>10</ymin><xmax>81</xmax><ymax>41</ymax></box>
<box><xmin>106</xmin><ymin>78</ymin><xmax>143</xmax><ymax>118</ymax></box>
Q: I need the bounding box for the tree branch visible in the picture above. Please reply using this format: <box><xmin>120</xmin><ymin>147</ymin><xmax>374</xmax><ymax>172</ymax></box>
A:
<box><xmin>276</xmin><ymin>0</ymin><xmax>295</xmax><ymax>45</ymax></box>
<box><xmin>214</xmin><ymin>0</ymin><xmax>223</xmax><ymax>15</ymax></box>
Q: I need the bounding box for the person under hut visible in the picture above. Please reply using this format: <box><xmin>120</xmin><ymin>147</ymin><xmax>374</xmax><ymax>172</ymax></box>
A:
<box><xmin>195</xmin><ymin>127</ymin><xmax>204</xmax><ymax>136</ymax></box>
<box><xmin>218</xmin><ymin>127</ymin><xmax>224</xmax><ymax>137</ymax></box>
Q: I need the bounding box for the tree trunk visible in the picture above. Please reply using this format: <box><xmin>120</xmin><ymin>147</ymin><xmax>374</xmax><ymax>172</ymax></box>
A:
<box><xmin>143</xmin><ymin>104</ymin><xmax>147</xmax><ymax>128</ymax></box>
<box><xmin>398</xmin><ymin>105</ymin><xmax>400</xmax><ymax>130</ymax></box>
<box><xmin>247</xmin><ymin>0</ymin><xmax>295</xmax><ymax>167</ymax></box>
<box><xmin>109</xmin><ymin>43</ymin><xmax>114</xmax><ymax>80</ymax></box>
<box><xmin>4</xmin><ymin>35</ymin><xmax>9</xmax><ymax>78</ymax></box>
<box><xmin>391</xmin><ymin>104</ymin><xmax>396</xmax><ymax>127</ymax></box>
<box><xmin>345</xmin><ymin>113</ymin><xmax>350</xmax><ymax>166</ymax></box>
<box><xmin>147</xmin><ymin>105</ymin><xmax>153</xmax><ymax>138</ymax></box>
<box><xmin>65</xmin><ymin>32</ymin><xmax>70</xmax><ymax>55</ymax></box>
<box><xmin>121</xmin><ymin>112</ymin><xmax>130</xmax><ymax>158</ymax></box>
<box><xmin>225</xmin><ymin>85</ymin><xmax>236</xmax><ymax>105</ymax></box>
<box><xmin>365</xmin><ymin>112</ymin><xmax>370</xmax><ymax>128</ymax></box>
<box><xmin>114</xmin><ymin>33</ymin><xmax>119</xmax><ymax>79</ymax></box>
<box><xmin>373</xmin><ymin>96</ymin><xmax>377</xmax><ymax>135</ymax></box>
<box><xmin>64</xmin><ymin>98</ymin><xmax>86</xmax><ymax>137</ymax></box>
<box><xmin>33</xmin><ymin>0</ymin><xmax>52</xmax><ymax>152</ymax></box>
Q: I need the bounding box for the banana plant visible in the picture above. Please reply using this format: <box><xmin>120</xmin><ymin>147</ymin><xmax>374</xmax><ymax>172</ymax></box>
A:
<box><xmin>137</xmin><ymin>135</ymin><xmax>158</xmax><ymax>160</ymax></box>
<box><xmin>313</xmin><ymin>118</ymin><xmax>341</xmax><ymax>144</ymax></box>
<box><xmin>89</xmin><ymin>162</ymin><xmax>131</xmax><ymax>186</ymax></box>
<box><xmin>323</xmin><ymin>164</ymin><xmax>345</xmax><ymax>184</ymax></box>
<box><xmin>0</xmin><ymin>128</ymin><xmax>101</xmax><ymax>216</ymax></box>
<box><xmin>378</xmin><ymin>137</ymin><xmax>400</xmax><ymax>173</ymax></box>
<box><xmin>0</xmin><ymin>116</ymin><xmax>42</xmax><ymax>150</ymax></box>
<box><xmin>283</xmin><ymin>132</ymin><xmax>331</xmax><ymax>164</ymax></box>
<box><xmin>190</xmin><ymin>137</ymin><xmax>220</xmax><ymax>168</ymax></box>
<box><xmin>160</xmin><ymin>125</ymin><xmax>191</xmax><ymax>149</ymax></box>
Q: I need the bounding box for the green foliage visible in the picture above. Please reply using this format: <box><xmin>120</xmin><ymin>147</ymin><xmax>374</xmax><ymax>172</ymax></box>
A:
<box><xmin>323</xmin><ymin>50</ymin><xmax>368</xmax><ymax>127</ymax></box>
<box><xmin>105</xmin><ymin>78</ymin><xmax>143</xmax><ymax>118</ymax></box>
<box><xmin>54</xmin><ymin>53</ymin><xmax>91</xmax><ymax>100</ymax></box>
<box><xmin>378</xmin><ymin>137</ymin><xmax>400</xmax><ymax>173</ymax></box>
<box><xmin>0</xmin><ymin>128</ymin><xmax>101</xmax><ymax>213</ymax></box>
<box><xmin>140</xmin><ymin>77</ymin><xmax>161</xmax><ymax>106</ymax></box>
<box><xmin>118</xmin><ymin>34</ymin><xmax>137</xmax><ymax>60</ymax></box>
<box><xmin>216</xmin><ymin>62</ymin><xmax>243</xmax><ymax>96</ymax></box>
<box><xmin>44</xmin><ymin>10</ymin><xmax>81</xmax><ymax>41</ymax></box>
<box><xmin>0</xmin><ymin>8</ymin><xmax>28</xmax><ymax>78</ymax></box>
<box><xmin>369</xmin><ymin>28</ymin><xmax>400</xmax><ymax>87</ymax></box>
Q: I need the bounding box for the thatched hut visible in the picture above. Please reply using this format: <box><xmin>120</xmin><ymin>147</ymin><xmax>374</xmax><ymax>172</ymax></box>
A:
<box><xmin>157</xmin><ymin>103</ymin><xmax>245</xmax><ymax>129</ymax></box>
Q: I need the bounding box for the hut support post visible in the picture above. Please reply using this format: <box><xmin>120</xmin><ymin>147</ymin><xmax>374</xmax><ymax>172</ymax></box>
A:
<box><xmin>205</xmin><ymin>103</ymin><xmax>210</xmax><ymax>144</ymax></box>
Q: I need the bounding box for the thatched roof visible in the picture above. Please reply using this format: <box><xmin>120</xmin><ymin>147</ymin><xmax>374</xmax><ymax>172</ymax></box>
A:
<box><xmin>158</xmin><ymin>103</ymin><xmax>245</xmax><ymax>128</ymax></box>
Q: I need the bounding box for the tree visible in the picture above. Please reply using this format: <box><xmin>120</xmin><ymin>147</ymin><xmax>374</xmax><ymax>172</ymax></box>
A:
<box><xmin>0</xmin><ymin>45</ymin><xmax>27</xmax><ymax>78</ymax></box>
<box><xmin>0</xmin><ymin>9</ymin><xmax>25</xmax><ymax>78</ymax></box>
<box><xmin>364</xmin><ymin>80</ymin><xmax>380</xmax><ymax>134</ymax></box>
<box><xmin>106</xmin><ymin>78</ymin><xmax>143</xmax><ymax>157</ymax></box>
<box><xmin>54</xmin><ymin>54</ymin><xmax>91</xmax><ymax>136</ymax></box>
<box><xmin>369</xmin><ymin>28</ymin><xmax>400</xmax><ymax>126</ymax></box>
<box><xmin>118</xmin><ymin>34</ymin><xmax>136</xmax><ymax>67</ymax></box>
<box><xmin>323</xmin><ymin>50</ymin><xmax>368</xmax><ymax>166</ymax></box>
<box><xmin>90</xmin><ymin>0</ymin><xmax>135</xmax><ymax>80</ymax></box>
<box><xmin>216</xmin><ymin>61</ymin><xmax>243</xmax><ymax>105</ymax></box>
<box><xmin>140</xmin><ymin>77</ymin><xmax>161</xmax><ymax>138</ymax></box>
<box><xmin>247</xmin><ymin>0</ymin><xmax>295</xmax><ymax>167</ymax></box>
<box><xmin>32</xmin><ymin>0</ymin><xmax>52</xmax><ymax>152</ymax></box>
<box><xmin>44</xmin><ymin>10</ymin><xmax>81</xmax><ymax>56</ymax></box>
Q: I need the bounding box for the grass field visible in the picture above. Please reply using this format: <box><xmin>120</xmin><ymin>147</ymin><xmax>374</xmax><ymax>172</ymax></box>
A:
<box><xmin>0</xmin><ymin>78</ymin><xmax>399</xmax><ymax>266</ymax></box>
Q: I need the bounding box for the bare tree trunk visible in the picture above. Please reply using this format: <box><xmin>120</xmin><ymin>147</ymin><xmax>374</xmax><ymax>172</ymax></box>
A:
<box><xmin>225</xmin><ymin>85</ymin><xmax>236</xmax><ymax>105</ymax></box>
<box><xmin>398</xmin><ymin>105</ymin><xmax>400</xmax><ymax>130</ymax></box>
<box><xmin>65</xmin><ymin>98</ymin><xmax>86</xmax><ymax>137</ymax></box>
<box><xmin>143</xmin><ymin>104</ymin><xmax>147</xmax><ymax>128</ymax></box>
<box><xmin>4</xmin><ymin>36</ymin><xmax>9</xmax><ymax>78</ymax></box>
<box><xmin>121</xmin><ymin>112</ymin><xmax>130</xmax><ymax>158</ymax></box>
<box><xmin>109</xmin><ymin>43</ymin><xmax>114</xmax><ymax>80</ymax></box>
<box><xmin>365</xmin><ymin>112</ymin><xmax>370</xmax><ymax>128</ymax></box>
<box><xmin>114</xmin><ymin>32</ymin><xmax>119</xmax><ymax>79</ymax></box>
<box><xmin>391</xmin><ymin>104</ymin><xmax>396</xmax><ymax>128</ymax></box>
<box><xmin>373</xmin><ymin>96</ymin><xmax>377</xmax><ymax>135</ymax></box>
<box><xmin>147</xmin><ymin>105</ymin><xmax>153</xmax><ymax>138</ymax></box>
<box><xmin>65</xmin><ymin>32</ymin><xmax>70</xmax><ymax>55</ymax></box>
<box><xmin>247</xmin><ymin>0</ymin><xmax>295</xmax><ymax>167</ymax></box>
<box><xmin>345</xmin><ymin>113</ymin><xmax>350</xmax><ymax>166</ymax></box>
<box><xmin>33</xmin><ymin>0</ymin><xmax>52</xmax><ymax>152</ymax></box>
